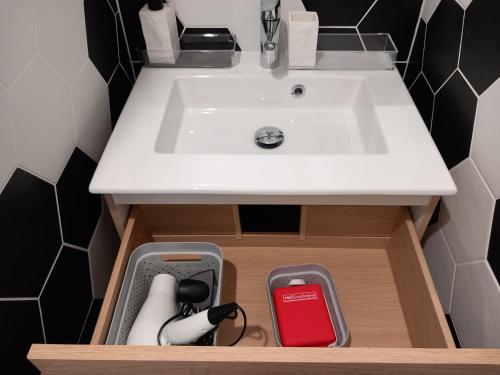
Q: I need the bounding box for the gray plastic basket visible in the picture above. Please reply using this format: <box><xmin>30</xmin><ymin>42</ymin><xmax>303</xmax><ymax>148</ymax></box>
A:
<box><xmin>267</xmin><ymin>264</ymin><xmax>349</xmax><ymax>347</ymax></box>
<box><xmin>106</xmin><ymin>242</ymin><xmax>223</xmax><ymax>345</ymax></box>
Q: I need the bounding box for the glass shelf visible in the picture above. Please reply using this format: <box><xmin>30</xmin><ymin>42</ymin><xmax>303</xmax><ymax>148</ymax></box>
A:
<box><xmin>141</xmin><ymin>32</ymin><xmax>238</xmax><ymax>68</ymax></box>
<box><xmin>288</xmin><ymin>33</ymin><xmax>398</xmax><ymax>70</ymax></box>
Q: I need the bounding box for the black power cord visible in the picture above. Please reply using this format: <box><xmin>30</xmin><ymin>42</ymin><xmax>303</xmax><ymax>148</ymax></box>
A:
<box><xmin>157</xmin><ymin>302</ymin><xmax>247</xmax><ymax>346</ymax></box>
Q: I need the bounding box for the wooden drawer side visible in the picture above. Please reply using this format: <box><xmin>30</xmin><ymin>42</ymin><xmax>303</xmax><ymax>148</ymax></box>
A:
<box><xmin>387</xmin><ymin>210</ymin><xmax>455</xmax><ymax>348</ymax></box>
<box><xmin>91</xmin><ymin>208</ymin><xmax>151</xmax><ymax>344</ymax></box>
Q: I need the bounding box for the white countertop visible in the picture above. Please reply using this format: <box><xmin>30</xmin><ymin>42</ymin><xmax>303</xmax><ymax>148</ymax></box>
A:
<box><xmin>90</xmin><ymin>53</ymin><xmax>456</xmax><ymax>205</ymax></box>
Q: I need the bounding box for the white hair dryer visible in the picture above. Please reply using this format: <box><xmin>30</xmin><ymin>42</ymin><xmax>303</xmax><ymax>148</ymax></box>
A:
<box><xmin>127</xmin><ymin>274</ymin><xmax>242</xmax><ymax>345</ymax></box>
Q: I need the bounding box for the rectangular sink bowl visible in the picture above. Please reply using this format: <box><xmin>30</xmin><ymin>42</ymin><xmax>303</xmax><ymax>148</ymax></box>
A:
<box><xmin>156</xmin><ymin>76</ymin><xmax>387</xmax><ymax>155</ymax></box>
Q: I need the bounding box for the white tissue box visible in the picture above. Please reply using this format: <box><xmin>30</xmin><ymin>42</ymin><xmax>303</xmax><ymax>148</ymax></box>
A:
<box><xmin>288</xmin><ymin>11</ymin><xmax>319</xmax><ymax>68</ymax></box>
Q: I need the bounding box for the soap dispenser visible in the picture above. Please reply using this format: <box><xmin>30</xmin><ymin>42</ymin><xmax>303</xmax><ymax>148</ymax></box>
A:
<box><xmin>139</xmin><ymin>0</ymin><xmax>180</xmax><ymax>64</ymax></box>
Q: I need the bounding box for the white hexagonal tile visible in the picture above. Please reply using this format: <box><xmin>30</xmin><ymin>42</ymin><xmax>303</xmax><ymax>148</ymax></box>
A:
<box><xmin>170</xmin><ymin>0</ymin><xmax>241</xmax><ymax>26</ymax></box>
<box><xmin>423</xmin><ymin>227</ymin><xmax>456</xmax><ymax>312</ymax></box>
<box><xmin>456</xmin><ymin>0</ymin><xmax>474</xmax><ymax>10</ymax></box>
<box><xmin>228</xmin><ymin>0</ymin><xmax>260</xmax><ymax>51</ymax></box>
<box><xmin>471</xmin><ymin>78</ymin><xmax>500</xmax><ymax>199</ymax></box>
<box><xmin>422</xmin><ymin>0</ymin><xmax>441</xmax><ymax>23</ymax></box>
<box><xmin>440</xmin><ymin>158</ymin><xmax>495</xmax><ymax>264</ymax></box>
<box><xmin>10</xmin><ymin>55</ymin><xmax>75</xmax><ymax>183</ymax></box>
<box><xmin>71</xmin><ymin>60</ymin><xmax>112</xmax><ymax>162</ymax></box>
<box><xmin>451</xmin><ymin>261</ymin><xmax>500</xmax><ymax>348</ymax></box>
<box><xmin>0</xmin><ymin>84</ymin><xmax>17</xmax><ymax>191</ymax></box>
<box><xmin>0</xmin><ymin>0</ymin><xmax>37</xmax><ymax>86</ymax></box>
<box><xmin>35</xmin><ymin>0</ymin><xmax>88</xmax><ymax>83</ymax></box>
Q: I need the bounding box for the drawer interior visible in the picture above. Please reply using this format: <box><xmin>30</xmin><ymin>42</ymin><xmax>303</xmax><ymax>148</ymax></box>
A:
<box><xmin>92</xmin><ymin>205</ymin><xmax>454</xmax><ymax>349</ymax></box>
<box><xmin>28</xmin><ymin>204</ymin><xmax>500</xmax><ymax>375</ymax></box>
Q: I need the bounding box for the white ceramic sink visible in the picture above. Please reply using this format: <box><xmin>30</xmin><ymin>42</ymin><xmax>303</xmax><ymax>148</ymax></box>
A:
<box><xmin>90</xmin><ymin>53</ymin><xmax>456</xmax><ymax>205</ymax></box>
<box><xmin>156</xmin><ymin>75</ymin><xmax>386</xmax><ymax>155</ymax></box>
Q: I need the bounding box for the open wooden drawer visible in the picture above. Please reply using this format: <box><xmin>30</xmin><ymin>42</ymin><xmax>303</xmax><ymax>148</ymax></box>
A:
<box><xmin>28</xmin><ymin>205</ymin><xmax>500</xmax><ymax>374</ymax></box>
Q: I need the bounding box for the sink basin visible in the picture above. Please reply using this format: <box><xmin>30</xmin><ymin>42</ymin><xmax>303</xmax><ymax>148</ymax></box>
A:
<box><xmin>90</xmin><ymin>53</ymin><xmax>456</xmax><ymax>205</ymax></box>
<box><xmin>156</xmin><ymin>76</ymin><xmax>386</xmax><ymax>155</ymax></box>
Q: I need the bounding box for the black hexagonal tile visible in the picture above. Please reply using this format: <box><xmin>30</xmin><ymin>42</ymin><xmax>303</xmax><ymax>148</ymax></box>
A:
<box><xmin>358</xmin><ymin>0</ymin><xmax>423</xmax><ymax>61</ymax></box>
<box><xmin>431</xmin><ymin>72</ymin><xmax>477</xmax><ymax>169</ymax></box>
<box><xmin>460</xmin><ymin>0</ymin><xmax>500</xmax><ymax>95</ymax></box>
<box><xmin>404</xmin><ymin>20</ymin><xmax>426</xmax><ymax>88</ymax></box>
<box><xmin>302</xmin><ymin>0</ymin><xmax>375</xmax><ymax>26</ymax></box>
<box><xmin>395</xmin><ymin>62</ymin><xmax>406</xmax><ymax>78</ymax></box>
<box><xmin>487</xmin><ymin>201</ymin><xmax>500</xmax><ymax>284</ymax></box>
<box><xmin>57</xmin><ymin>148</ymin><xmax>102</xmax><ymax>248</ymax></box>
<box><xmin>0</xmin><ymin>300</ymin><xmax>44</xmax><ymax>374</ymax></box>
<box><xmin>118</xmin><ymin>17</ymin><xmax>135</xmax><ymax>82</ymax></box>
<box><xmin>108</xmin><ymin>65</ymin><xmax>132</xmax><ymax>127</ymax></box>
<box><xmin>84</xmin><ymin>0</ymin><xmax>119</xmax><ymax>82</ymax></box>
<box><xmin>422</xmin><ymin>0</ymin><xmax>463</xmax><ymax>92</ymax></box>
<box><xmin>40</xmin><ymin>246</ymin><xmax>93</xmax><ymax>344</ymax></box>
<box><xmin>0</xmin><ymin>169</ymin><xmax>61</xmax><ymax>297</ymax></box>
<box><xmin>79</xmin><ymin>299</ymin><xmax>103</xmax><ymax>344</ymax></box>
<box><xmin>409</xmin><ymin>73</ymin><xmax>434</xmax><ymax>130</ymax></box>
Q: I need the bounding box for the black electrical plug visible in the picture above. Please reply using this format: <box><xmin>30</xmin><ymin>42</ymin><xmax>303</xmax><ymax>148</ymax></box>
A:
<box><xmin>177</xmin><ymin>279</ymin><xmax>210</xmax><ymax>304</ymax></box>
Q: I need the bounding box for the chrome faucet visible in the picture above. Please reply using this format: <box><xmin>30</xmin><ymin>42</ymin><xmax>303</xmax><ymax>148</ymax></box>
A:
<box><xmin>260</xmin><ymin>0</ymin><xmax>281</xmax><ymax>68</ymax></box>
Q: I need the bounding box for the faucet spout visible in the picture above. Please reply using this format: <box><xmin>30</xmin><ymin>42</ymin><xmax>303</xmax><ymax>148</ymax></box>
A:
<box><xmin>260</xmin><ymin>0</ymin><xmax>281</xmax><ymax>68</ymax></box>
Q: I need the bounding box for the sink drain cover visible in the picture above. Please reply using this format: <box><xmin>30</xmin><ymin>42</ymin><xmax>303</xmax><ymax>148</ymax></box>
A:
<box><xmin>255</xmin><ymin>126</ymin><xmax>284</xmax><ymax>149</ymax></box>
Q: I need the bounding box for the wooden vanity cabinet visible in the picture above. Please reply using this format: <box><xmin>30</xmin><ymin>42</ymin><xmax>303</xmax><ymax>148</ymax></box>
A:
<box><xmin>28</xmin><ymin>205</ymin><xmax>500</xmax><ymax>374</ymax></box>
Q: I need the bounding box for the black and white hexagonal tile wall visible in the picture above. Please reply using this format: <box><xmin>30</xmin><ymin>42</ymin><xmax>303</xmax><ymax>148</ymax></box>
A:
<box><xmin>358</xmin><ymin>0</ymin><xmax>423</xmax><ymax>61</ymax></box>
<box><xmin>431</xmin><ymin>72</ymin><xmax>477</xmax><ymax>169</ymax></box>
<box><xmin>404</xmin><ymin>20</ymin><xmax>426</xmax><ymax>88</ymax></box>
<box><xmin>412</xmin><ymin>0</ymin><xmax>500</xmax><ymax>347</ymax></box>
<box><xmin>0</xmin><ymin>169</ymin><xmax>61</xmax><ymax>298</ymax></box>
<box><xmin>422</xmin><ymin>0</ymin><xmax>464</xmax><ymax>92</ymax></box>
<box><xmin>460</xmin><ymin>0</ymin><xmax>500</xmax><ymax>95</ymax></box>
<box><xmin>57</xmin><ymin>148</ymin><xmax>102</xmax><ymax>248</ymax></box>
<box><xmin>40</xmin><ymin>246</ymin><xmax>93</xmax><ymax>344</ymax></box>
<box><xmin>409</xmin><ymin>74</ymin><xmax>434</xmax><ymax>130</ymax></box>
<box><xmin>84</xmin><ymin>0</ymin><xmax>119</xmax><ymax>82</ymax></box>
<box><xmin>109</xmin><ymin>65</ymin><xmax>133</xmax><ymax>127</ymax></box>
<box><xmin>0</xmin><ymin>1</ymin><xmax>128</xmax><ymax>372</ymax></box>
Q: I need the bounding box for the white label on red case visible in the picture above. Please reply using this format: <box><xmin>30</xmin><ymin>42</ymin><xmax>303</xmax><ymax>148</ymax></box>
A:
<box><xmin>282</xmin><ymin>291</ymin><xmax>318</xmax><ymax>303</ymax></box>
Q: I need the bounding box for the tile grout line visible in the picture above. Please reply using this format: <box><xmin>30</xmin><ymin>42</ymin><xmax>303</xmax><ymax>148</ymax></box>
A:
<box><xmin>434</xmin><ymin>67</ymin><xmax>458</xmax><ymax>95</ymax></box>
<box><xmin>457</xmin><ymin>68</ymin><xmax>479</xmax><ymax>98</ymax></box>
<box><xmin>77</xmin><ymin>298</ymin><xmax>95</xmax><ymax>344</ymax></box>
<box><xmin>421</xmin><ymin>71</ymin><xmax>436</xmax><ymax>95</ymax></box>
<box><xmin>408</xmin><ymin>70</ymin><xmax>421</xmax><ymax>91</ymax></box>
<box><xmin>115</xmin><ymin>0</ymin><xmax>137</xmax><ymax>81</ymax></box>
<box><xmin>356</xmin><ymin>0</ymin><xmax>379</xmax><ymax>28</ymax></box>
<box><xmin>64</xmin><ymin>242</ymin><xmax>89</xmax><ymax>253</ymax></box>
<box><xmin>38</xmin><ymin>299</ymin><xmax>48</xmax><ymax>344</ymax></box>
<box><xmin>0</xmin><ymin>297</ymin><xmax>38</xmax><ymax>301</ymax></box>
<box><xmin>107</xmin><ymin>64</ymin><xmax>120</xmax><ymax>86</ymax></box>
<box><xmin>403</xmin><ymin>1</ymin><xmax>426</xmax><ymax>80</ymax></box>
<box><xmin>37</xmin><ymin>244</ymin><xmax>64</xmax><ymax>300</ymax></box>
<box><xmin>456</xmin><ymin>11</ymin><xmax>465</xmax><ymax>71</ymax></box>
<box><xmin>355</xmin><ymin>26</ymin><xmax>367</xmax><ymax>52</ymax></box>
<box><xmin>85</xmin><ymin>211</ymin><xmax>105</xmax><ymax>298</ymax></box>
<box><xmin>54</xmin><ymin>185</ymin><xmax>65</xmax><ymax>244</ymax></box>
